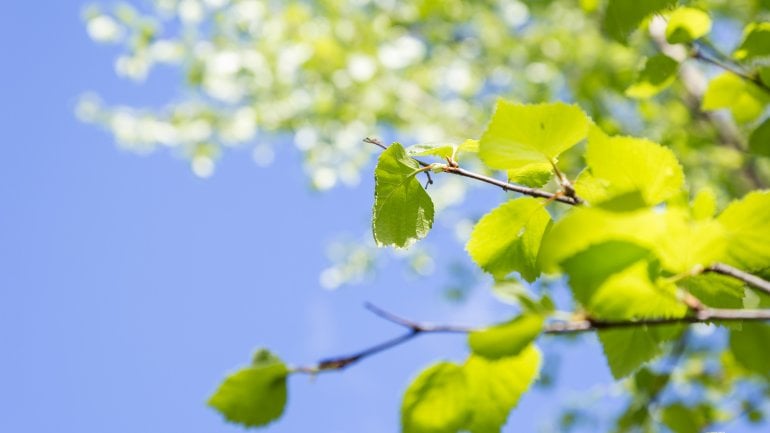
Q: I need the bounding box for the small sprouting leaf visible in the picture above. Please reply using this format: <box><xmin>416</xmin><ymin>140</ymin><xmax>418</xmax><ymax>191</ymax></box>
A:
<box><xmin>479</xmin><ymin>100</ymin><xmax>590</xmax><ymax>172</ymax></box>
<box><xmin>599</xmin><ymin>327</ymin><xmax>662</xmax><ymax>379</ymax></box>
<box><xmin>734</xmin><ymin>22</ymin><xmax>770</xmax><ymax>60</ymax></box>
<box><xmin>625</xmin><ymin>54</ymin><xmax>679</xmax><ymax>99</ymax></box>
<box><xmin>469</xmin><ymin>313</ymin><xmax>544</xmax><ymax>360</ymax></box>
<box><xmin>729</xmin><ymin>323</ymin><xmax>770</xmax><ymax>377</ymax></box>
<box><xmin>582</xmin><ymin>127</ymin><xmax>684</xmax><ymax>208</ymax></box>
<box><xmin>463</xmin><ymin>345</ymin><xmax>541</xmax><ymax>433</ymax></box>
<box><xmin>208</xmin><ymin>349</ymin><xmax>289</xmax><ymax>428</ymax></box>
<box><xmin>602</xmin><ymin>0</ymin><xmax>677</xmax><ymax>42</ymax></box>
<box><xmin>373</xmin><ymin>143</ymin><xmax>435</xmax><ymax>248</ymax></box>
<box><xmin>749</xmin><ymin>118</ymin><xmax>770</xmax><ymax>157</ymax></box>
<box><xmin>665</xmin><ymin>7</ymin><xmax>711</xmax><ymax>44</ymax></box>
<box><xmin>406</xmin><ymin>143</ymin><xmax>455</xmax><ymax>159</ymax></box>
<box><xmin>691</xmin><ymin>187</ymin><xmax>717</xmax><ymax>220</ymax></box>
<box><xmin>466</xmin><ymin>197</ymin><xmax>551</xmax><ymax>282</ymax></box>
<box><xmin>702</xmin><ymin>72</ymin><xmax>770</xmax><ymax>123</ymax></box>
<box><xmin>717</xmin><ymin>191</ymin><xmax>770</xmax><ymax>272</ymax></box>
<box><xmin>507</xmin><ymin>162</ymin><xmax>553</xmax><ymax>187</ymax></box>
<box><xmin>401</xmin><ymin>362</ymin><xmax>470</xmax><ymax>433</ymax></box>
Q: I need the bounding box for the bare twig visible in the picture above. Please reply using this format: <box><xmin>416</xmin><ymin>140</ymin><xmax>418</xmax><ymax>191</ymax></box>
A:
<box><xmin>691</xmin><ymin>46</ymin><xmax>770</xmax><ymax>95</ymax></box>
<box><xmin>706</xmin><ymin>263</ymin><xmax>770</xmax><ymax>297</ymax></box>
<box><xmin>291</xmin><ymin>303</ymin><xmax>770</xmax><ymax>374</ymax></box>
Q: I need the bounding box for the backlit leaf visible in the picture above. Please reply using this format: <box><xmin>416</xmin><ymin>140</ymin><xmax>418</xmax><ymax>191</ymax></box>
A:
<box><xmin>373</xmin><ymin>143</ymin><xmax>435</xmax><ymax>248</ymax></box>
<box><xmin>466</xmin><ymin>197</ymin><xmax>551</xmax><ymax>282</ymax></box>
<box><xmin>402</xmin><ymin>362</ymin><xmax>470</xmax><ymax>433</ymax></box>
<box><xmin>717</xmin><ymin>191</ymin><xmax>770</xmax><ymax>272</ymax></box>
<box><xmin>702</xmin><ymin>72</ymin><xmax>770</xmax><ymax>123</ymax></box>
<box><xmin>602</xmin><ymin>0</ymin><xmax>677</xmax><ymax>42</ymax></box>
<box><xmin>469</xmin><ymin>313</ymin><xmax>544</xmax><ymax>359</ymax></box>
<box><xmin>734</xmin><ymin>22</ymin><xmax>770</xmax><ymax>60</ymax></box>
<box><xmin>625</xmin><ymin>54</ymin><xmax>679</xmax><ymax>99</ymax></box>
<box><xmin>208</xmin><ymin>349</ymin><xmax>289</xmax><ymax>428</ymax></box>
<box><xmin>665</xmin><ymin>8</ymin><xmax>711</xmax><ymax>44</ymax></box>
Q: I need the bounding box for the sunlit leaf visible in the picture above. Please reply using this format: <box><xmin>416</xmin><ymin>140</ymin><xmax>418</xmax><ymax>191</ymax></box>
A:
<box><xmin>373</xmin><ymin>143</ymin><xmax>434</xmax><ymax>248</ymax></box>
<box><xmin>208</xmin><ymin>349</ymin><xmax>289</xmax><ymax>428</ymax></box>
<box><xmin>734</xmin><ymin>22</ymin><xmax>770</xmax><ymax>60</ymax></box>
<box><xmin>507</xmin><ymin>162</ymin><xmax>553</xmax><ymax>188</ymax></box>
<box><xmin>730</xmin><ymin>323</ymin><xmax>770</xmax><ymax>377</ymax></box>
<box><xmin>479</xmin><ymin>100</ymin><xmax>590</xmax><ymax>172</ymax></box>
<box><xmin>469</xmin><ymin>313</ymin><xmax>544</xmax><ymax>359</ymax></box>
<box><xmin>625</xmin><ymin>54</ymin><xmax>679</xmax><ymax>99</ymax></box>
<box><xmin>602</xmin><ymin>0</ymin><xmax>677</xmax><ymax>42</ymax></box>
<box><xmin>665</xmin><ymin>8</ymin><xmax>711</xmax><ymax>44</ymax></box>
<box><xmin>749</xmin><ymin>118</ymin><xmax>770</xmax><ymax>157</ymax></box>
<box><xmin>463</xmin><ymin>345</ymin><xmax>541</xmax><ymax>433</ymax></box>
<box><xmin>702</xmin><ymin>72</ymin><xmax>770</xmax><ymax>123</ymax></box>
<box><xmin>691</xmin><ymin>187</ymin><xmax>717</xmax><ymax>220</ymax></box>
<box><xmin>717</xmin><ymin>191</ymin><xmax>770</xmax><ymax>272</ymax></box>
<box><xmin>466</xmin><ymin>198</ymin><xmax>551</xmax><ymax>282</ymax></box>
<box><xmin>402</xmin><ymin>362</ymin><xmax>470</xmax><ymax>433</ymax></box>
<box><xmin>582</xmin><ymin>127</ymin><xmax>684</xmax><ymax>208</ymax></box>
<box><xmin>599</xmin><ymin>327</ymin><xmax>662</xmax><ymax>379</ymax></box>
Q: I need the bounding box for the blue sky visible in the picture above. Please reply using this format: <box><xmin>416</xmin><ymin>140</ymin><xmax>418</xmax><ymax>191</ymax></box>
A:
<box><xmin>0</xmin><ymin>2</ymin><xmax>764</xmax><ymax>433</ymax></box>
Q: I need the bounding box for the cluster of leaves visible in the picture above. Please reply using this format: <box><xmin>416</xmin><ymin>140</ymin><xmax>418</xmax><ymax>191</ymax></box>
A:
<box><xmin>81</xmin><ymin>0</ymin><xmax>770</xmax><ymax>432</ymax></box>
<box><xmin>209</xmin><ymin>99</ymin><xmax>770</xmax><ymax>432</ymax></box>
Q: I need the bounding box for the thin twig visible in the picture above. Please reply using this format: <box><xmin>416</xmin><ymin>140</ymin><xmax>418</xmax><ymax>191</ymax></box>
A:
<box><xmin>706</xmin><ymin>263</ymin><xmax>770</xmax><ymax>297</ymax></box>
<box><xmin>365</xmin><ymin>138</ymin><xmax>581</xmax><ymax>206</ymax></box>
<box><xmin>291</xmin><ymin>303</ymin><xmax>770</xmax><ymax>374</ymax></box>
<box><xmin>691</xmin><ymin>46</ymin><xmax>770</xmax><ymax>95</ymax></box>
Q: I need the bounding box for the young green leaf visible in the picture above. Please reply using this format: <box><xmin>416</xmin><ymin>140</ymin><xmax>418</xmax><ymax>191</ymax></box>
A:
<box><xmin>749</xmin><ymin>118</ymin><xmax>770</xmax><ymax>157</ymax></box>
<box><xmin>401</xmin><ymin>362</ymin><xmax>470</xmax><ymax>433</ymax></box>
<box><xmin>478</xmin><ymin>100</ymin><xmax>590</xmax><ymax>172</ymax></box>
<box><xmin>665</xmin><ymin>7</ymin><xmax>711</xmax><ymax>44</ymax></box>
<box><xmin>661</xmin><ymin>403</ymin><xmax>706</xmax><ymax>433</ymax></box>
<box><xmin>463</xmin><ymin>345</ymin><xmax>541</xmax><ymax>433</ymax></box>
<box><xmin>702</xmin><ymin>72</ymin><xmax>770</xmax><ymax>123</ymax></box>
<box><xmin>507</xmin><ymin>162</ymin><xmax>553</xmax><ymax>188</ymax></box>
<box><xmin>406</xmin><ymin>143</ymin><xmax>455</xmax><ymax>159</ymax></box>
<box><xmin>208</xmin><ymin>349</ymin><xmax>289</xmax><ymax>428</ymax></box>
<box><xmin>602</xmin><ymin>0</ymin><xmax>677</xmax><ymax>42</ymax></box>
<box><xmin>466</xmin><ymin>197</ymin><xmax>551</xmax><ymax>282</ymax></box>
<box><xmin>582</xmin><ymin>127</ymin><xmax>684</xmax><ymax>207</ymax></box>
<box><xmin>373</xmin><ymin>143</ymin><xmax>435</xmax><ymax>248</ymax></box>
<box><xmin>717</xmin><ymin>191</ymin><xmax>770</xmax><ymax>272</ymax></box>
<box><xmin>734</xmin><ymin>22</ymin><xmax>770</xmax><ymax>60</ymax></box>
<box><xmin>678</xmin><ymin>273</ymin><xmax>745</xmax><ymax>309</ymax></box>
<box><xmin>599</xmin><ymin>327</ymin><xmax>662</xmax><ymax>379</ymax></box>
<box><xmin>730</xmin><ymin>323</ymin><xmax>770</xmax><ymax>377</ymax></box>
<box><xmin>625</xmin><ymin>54</ymin><xmax>679</xmax><ymax>99</ymax></box>
<box><xmin>691</xmin><ymin>187</ymin><xmax>717</xmax><ymax>220</ymax></box>
<box><xmin>468</xmin><ymin>313</ymin><xmax>544</xmax><ymax>360</ymax></box>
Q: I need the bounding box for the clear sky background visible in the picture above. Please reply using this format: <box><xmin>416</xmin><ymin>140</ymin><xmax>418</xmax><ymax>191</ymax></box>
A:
<box><xmin>0</xmin><ymin>2</ymin><xmax>763</xmax><ymax>433</ymax></box>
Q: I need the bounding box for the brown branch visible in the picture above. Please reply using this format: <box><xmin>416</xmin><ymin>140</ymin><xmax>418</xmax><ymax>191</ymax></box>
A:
<box><xmin>706</xmin><ymin>262</ymin><xmax>770</xmax><ymax>297</ymax></box>
<box><xmin>291</xmin><ymin>303</ymin><xmax>770</xmax><ymax>374</ymax></box>
<box><xmin>364</xmin><ymin>137</ymin><xmax>581</xmax><ymax>206</ymax></box>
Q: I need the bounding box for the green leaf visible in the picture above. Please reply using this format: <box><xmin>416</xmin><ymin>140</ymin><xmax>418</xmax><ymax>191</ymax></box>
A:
<box><xmin>468</xmin><ymin>313</ymin><xmax>544</xmax><ymax>359</ymax></box>
<box><xmin>702</xmin><ymin>72</ymin><xmax>770</xmax><ymax>123</ymax></box>
<box><xmin>734</xmin><ymin>22</ymin><xmax>770</xmax><ymax>60</ymax></box>
<box><xmin>373</xmin><ymin>143</ymin><xmax>435</xmax><ymax>248</ymax></box>
<box><xmin>208</xmin><ymin>349</ymin><xmax>289</xmax><ymax>428</ymax></box>
<box><xmin>402</xmin><ymin>361</ymin><xmax>471</xmax><ymax>433</ymax></box>
<box><xmin>717</xmin><ymin>191</ymin><xmax>770</xmax><ymax>272</ymax></box>
<box><xmin>463</xmin><ymin>345</ymin><xmax>541</xmax><ymax>433</ymax></box>
<box><xmin>598</xmin><ymin>327</ymin><xmax>662</xmax><ymax>379</ymax></box>
<box><xmin>691</xmin><ymin>187</ymin><xmax>717</xmax><ymax>220</ymax></box>
<box><xmin>561</xmin><ymin>244</ymin><xmax>687</xmax><ymax>320</ymax></box>
<box><xmin>602</xmin><ymin>0</ymin><xmax>676</xmax><ymax>42</ymax></box>
<box><xmin>625</xmin><ymin>54</ymin><xmax>679</xmax><ymax>99</ymax></box>
<box><xmin>402</xmin><ymin>362</ymin><xmax>470</xmax><ymax>433</ymax></box>
<box><xmin>466</xmin><ymin>197</ymin><xmax>551</xmax><ymax>282</ymax></box>
<box><xmin>679</xmin><ymin>273</ymin><xmax>745</xmax><ymax>309</ymax></box>
<box><xmin>749</xmin><ymin>117</ymin><xmax>770</xmax><ymax>157</ymax></box>
<box><xmin>665</xmin><ymin>8</ymin><xmax>712</xmax><ymax>44</ymax></box>
<box><xmin>479</xmin><ymin>100</ymin><xmax>590</xmax><ymax>171</ymax></box>
<box><xmin>540</xmin><ymin>207</ymin><xmax>668</xmax><ymax>272</ymax></box>
<box><xmin>406</xmin><ymin>143</ymin><xmax>455</xmax><ymax>159</ymax></box>
<box><xmin>661</xmin><ymin>403</ymin><xmax>705</xmax><ymax>433</ymax></box>
<box><xmin>507</xmin><ymin>162</ymin><xmax>553</xmax><ymax>188</ymax></box>
<box><xmin>582</xmin><ymin>127</ymin><xmax>685</xmax><ymax>207</ymax></box>
<box><xmin>654</xmin><ymin>210</ymin><xmax>726</xmax><ymax>273</ymax></box>
<box><xmin>730</xmin><ymin>323</ymin><xmax>770</xmax><ymax>377</ymax></box>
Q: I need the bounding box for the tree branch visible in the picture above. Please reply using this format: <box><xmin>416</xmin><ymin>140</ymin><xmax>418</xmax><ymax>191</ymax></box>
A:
<box><xmin>691</xmin><ymin>45</ymin><xmax>770</xmax><ymax>95</ymax></box>
<box><xmin>291</xmin><ymin>303</ymin><xmax>770</xmax><ymax>374</ymax></box>
<box><xmin>706</xmin><ymin>262</ymin><xmax>770</xmax><ymax>297</ymax></box>
<box><xmin>364</xmin><ymin>137</ymin><xmax>581</xmax><ymax>206</ymax></box>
